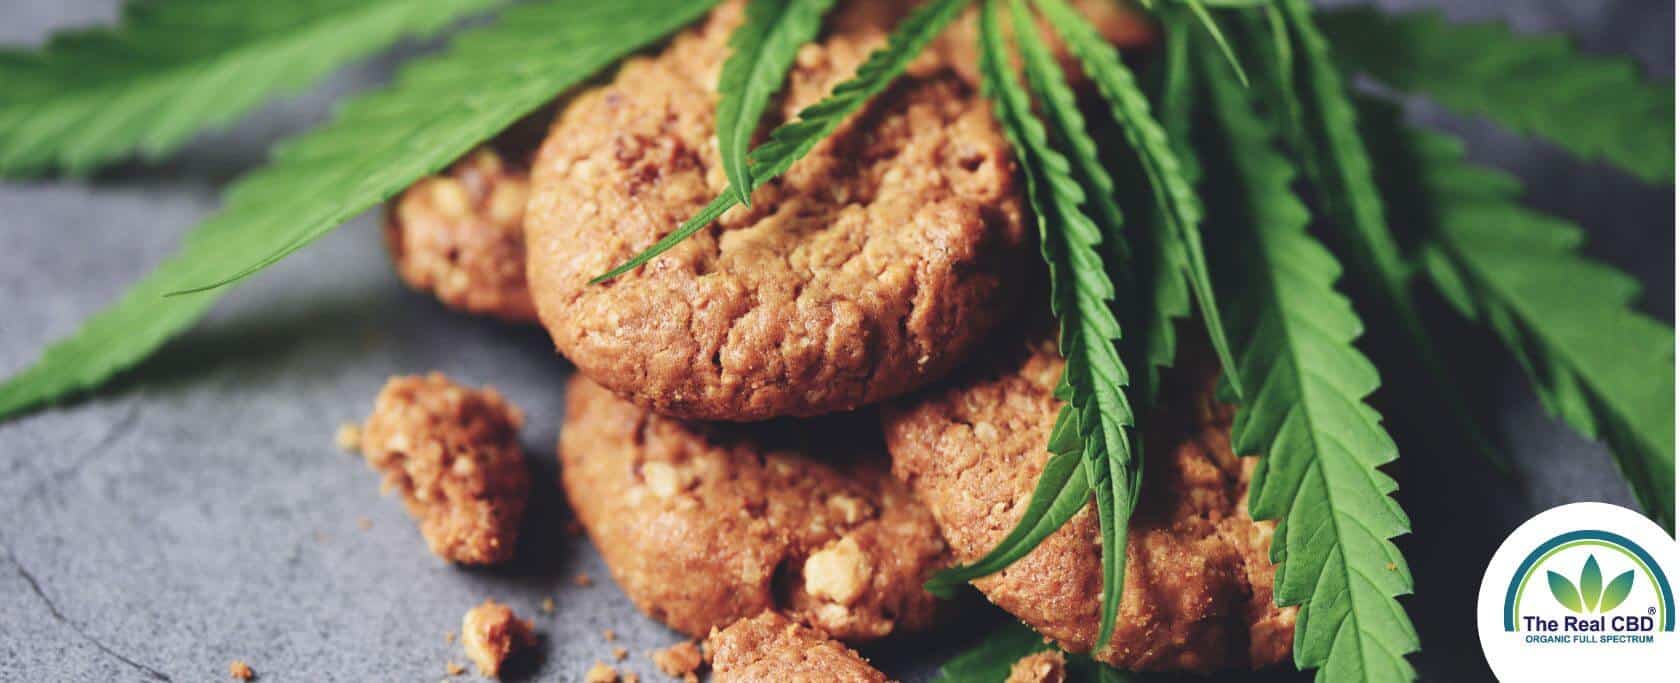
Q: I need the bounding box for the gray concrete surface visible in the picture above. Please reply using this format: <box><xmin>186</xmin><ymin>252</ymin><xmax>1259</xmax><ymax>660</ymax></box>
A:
<box><xmin>0</xmin><ymin>1</ymin><xmax>1672</xmax><ymax>681</ymax></box>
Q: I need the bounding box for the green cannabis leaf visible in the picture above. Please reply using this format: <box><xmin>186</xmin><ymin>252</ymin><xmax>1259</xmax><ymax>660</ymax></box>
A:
<box><xmin>1319</xmin><ymin>6</ymin><xmax>1675</xmax><ymax>184</ymax></box>
<box><xmin>1180</xmin><ymin>0</ymin><xmax>1248</xmax><ymax>86</ymax></box>
<box><xmin>0</xmin><ymin>0</ymin><xmax>506</xmax><ymax>176</ymax></box>
<box><xmin>1360</xmin><ymin>103</ymin><xmax>1677</xmax><ymax>529</ymax></box>
<box><xmin>0</xmin><ymin>0</ymin><xmax>722</xmax><ymax>419</ymax></box>
<box><xmin>1036</xmin><ymin>0</ymin><xmax>1240</xmax><ymax>398</ymax></box>
<box><xmin>592</xmin><ymin>0</ymin><xmax>971</xmax><ymax>282</ymax></box>
<box><xmin>1261</xmin><ymin>0</ymin><xmax>1505</xmax><ymax>471</ymax></box>
<box><xmin>936</xmin><ymin>0</ymin><xmax>1141</xmax><ymax>651</ymax></box>
<box><xmin>1199</xmin><ymin>45</ymin><xmax>1416</xmax><ymax>683</ymax></box>
<box><xmin>1126</xmin><ymin>6</ymin><xmax>1197</xmax><ymax>403</ymax></box>
<box><xmin>715</xmin><ymin>0</ymin><xmax>836</xmax><ymax>205</ymax></box>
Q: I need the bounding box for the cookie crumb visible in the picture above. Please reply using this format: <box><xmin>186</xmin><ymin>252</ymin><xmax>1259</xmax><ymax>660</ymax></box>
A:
<box><xmin>622</xmin><ymin>674</ymin><xmax>640</xmax><ymax>683</ymax></box>
<box><xmin>445</xmin><ymin>630</ymin><xmax>457</xmax><ymax>644</ymax></box>
<box><xmin>651</xmin><ymin>641</ymin><xmax>702</xmax><ymax>679</ymax></box>
<box><xmin>444</xmin><ymin>661</ymin><xmax>464</xmax><ymax>676</ymax></box>
<box><xmin>612</xmin><ymin>646</ymin><xmax>628</xmax><ymax>661</ymax></box>
<box><xmin>1005</xmin><ymin>650</ymin><xmax>1066</xmax><ymax>683</ymax></box>
<box><xmin>601</xmin><ymin>628</ymin><xmax>616</xmax><ymax>642</ymax></box>
<box><xmin>461</xmin><ymin>599</ymin><xmax>536</xmax><ymax>678</ymax></box>
<box><xmin>357</xmin><ymin>517</ymin><xmax>372</xmax><ymax>531</ymax></box>
<box><xmin>228</xmin><ymin>660</ymin><xmax>254</xmax><ymax>681</ymax></box>
<box><xmin>335</xmin><ymin>423</ymin><xmax>362</xmax><ymax>452</ymax></box>
<box><xmin>573</xmin><ymin>572</ymin><xmax>594</xmax><ymax>587</ymax></box>
<box><xmin>540</xmin><ymin>597</ymin><xmax>556</xmax><ymax>614</ymax></box>
<box><xmin>359</xmin><ymin>373</ymin><xmax>531</xmax><ymax>564</ymax></box>
<box><xmin>584</xmin><ymin>661</ymin><xmax>619</xmax><ymax>683</ymax></box>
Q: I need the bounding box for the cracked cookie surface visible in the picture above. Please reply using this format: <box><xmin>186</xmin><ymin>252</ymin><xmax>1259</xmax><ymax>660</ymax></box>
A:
<box><xmin>526</xmin><ymin>0</ymin><xmax>1028</xmax><ymax>421</ymax></box>
<box><xmin>882</xmin><ymin>337</ymin><xmax>1295</xmax><ymax>672</ymax></box>
<box><xmin>559</xmin><ymin>375</ymin><xmax>946</xmax><ymax>642</ymax></box>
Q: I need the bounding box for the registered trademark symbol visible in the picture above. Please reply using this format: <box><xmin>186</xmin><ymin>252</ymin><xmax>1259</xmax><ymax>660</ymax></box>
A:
<box><xmin>1649</xmin><ymin>606</ymin><xmax>1657</xmax><ymax>615</ymax></box>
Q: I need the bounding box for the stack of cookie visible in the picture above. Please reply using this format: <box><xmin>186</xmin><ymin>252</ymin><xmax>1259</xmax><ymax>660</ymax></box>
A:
<box><xmin>382</xmin><ymin>0</ymin><xmax>1292</xmax><ymax>677</ymax></box>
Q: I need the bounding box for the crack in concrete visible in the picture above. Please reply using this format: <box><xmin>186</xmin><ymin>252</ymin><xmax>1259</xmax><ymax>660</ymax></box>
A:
<box><xmin>2</xmin><ymin>541</ymin><xmax>172</xmax><ymax>682</ymax></box>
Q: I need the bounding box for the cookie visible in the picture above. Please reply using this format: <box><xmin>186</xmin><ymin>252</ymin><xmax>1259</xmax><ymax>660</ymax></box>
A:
<box><xmin>525</xmin><ymin>0</ymin><xmax>1029</xmax><ymax>421</ymax></box>
<box><xmin>359</xmin><ymin>373</ymin><xmax>530</xmax><ymax>564</ymax></box>
<box><xmin>558</xmin><ymin>375</ymin><xmax>947</xmax><ymax>641</ymax></box>
<box><xmin>384</xmin><ymin>147</ymin><xmax>537</xmax><ymax>323</ymax></box>
<box><xmin>882</xmin><ymin>337</ymin><xmax>1295</xmax><ymax>672</ymax></box>
<box><xmin>706</xmin><ymin>611</ymin><xmax>887</xmax><ymax>683</ymax></box>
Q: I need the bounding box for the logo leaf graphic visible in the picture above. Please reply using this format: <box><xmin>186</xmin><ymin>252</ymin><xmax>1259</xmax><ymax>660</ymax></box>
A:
<box><xmin>1548</xmin><ymin>571</ymin><xmax>1584</xmax><ymax>613</ymax></box>
<box><xmin>1600</xmin><ymin>571</ymin><xmax>1637</xmax><ymax>613</ymax></box>
<box><xmin>1581</xmin><ymin>555</ymin><xmax>1604</xmax><ymax>612</ymax></box>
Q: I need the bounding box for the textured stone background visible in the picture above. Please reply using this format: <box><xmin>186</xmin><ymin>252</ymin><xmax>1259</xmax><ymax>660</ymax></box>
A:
<box><xmin>0</xmin><ymin>1</ymin><xmax>1671</xmax><ymax>681</ymax></box>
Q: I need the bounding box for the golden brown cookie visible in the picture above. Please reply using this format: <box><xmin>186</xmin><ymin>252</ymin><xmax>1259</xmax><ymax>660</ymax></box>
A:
<box><xmin>526</xmin><ymin>0</ymin><xmax>1029</xmax><ymax>421</ymax></box>
<box><xmin>385</xmin><ymin>147</ymin><xmax>537</xmax><ymax>323</ymax></box>
<box><xmin>559</xmin><ymin>375</ymin><xmax>947</xmax><ymax>642</ymax></box>
<box><xmin>360</xmin><ymin>373</ymin><xmax>530</xmax><ymax>564</ymax></box>
<box><xmin>882</xmin><ymin>337</ymin><xmax>1295</xmax><ymax>672</ymax></box>
<box><xmin>706</xmin><ymin>611</ymin><xmax>887</xmax><ymax>683</ymax></box>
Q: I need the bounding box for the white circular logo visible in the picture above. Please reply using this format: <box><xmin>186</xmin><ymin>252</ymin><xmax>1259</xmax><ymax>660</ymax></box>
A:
<box><xmin>1477</xmin><ymin>502</ymin><xmax>1680</xmax><ymax>679</ymax></box>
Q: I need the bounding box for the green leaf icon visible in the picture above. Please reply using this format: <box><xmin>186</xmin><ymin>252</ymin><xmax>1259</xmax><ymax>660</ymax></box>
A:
<box><xmin>1600</xmin><ymin>570</ymin><xmax>1636</xmax><ymax>613</ymax></box>
<box><xmin>1581</xmin><ymin>555</ymin><xmax>1604</xmax><ymax>612</ymax></box>
<box><xmin>1549</xmin><ymin>571</ymin><xmax>1584</xmax><ymax>612</ymax></box>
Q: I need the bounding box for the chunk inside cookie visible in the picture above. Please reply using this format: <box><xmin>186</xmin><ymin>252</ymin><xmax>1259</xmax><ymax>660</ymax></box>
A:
<box><xmin>559</xmin><ymin>375</ymin><xmax>947</xmax><ymax>641</ymax></box>
<box><xmin>360</xmin><ymin>373</ymin><xmax>530</xmax><ymax>564</ymax></box>
<box><xmin>385</xmin><ymin>147</ymin><xmax>537</xmax><ymax>323</ymax></box>
<box><xmin>706</xmin><ymin>611</ymin><xmax>887</xmax><ymax>683</ymax></box>
<box><xmin>883</xmin><ymin>337</ymin><xmax>1296</xmax><ymax>671</ymax></box>
<box><xmin>525</xmin><ymin>0</ymin><xmax>1029</xmax><ymax>421</ymax></box>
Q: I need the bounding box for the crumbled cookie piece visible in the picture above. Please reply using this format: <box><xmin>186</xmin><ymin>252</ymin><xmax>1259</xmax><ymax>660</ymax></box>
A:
<box><xmin>461</xmin><ymin>600</ymin><xmax>536</xmax><ymax>678</ymax></box>
<box><xmin>526</xmin><ymin>0</ymin><xmax>1029</xmax><ymax>421</ymax></box>
<box><xmin>228</xmin><ymin>660</ymin><xmax>254</xmax><ymax>681</ymax></box>
<box><xmin>601</xmin><ymin>629</ymin><xmax>617</xmax><ymax>642</ymax></box>
<box><xmin>335</xmin><ymin>422</ymin><xmax>362</xmax><ymax>453</ymax></box>
<box><xmin>385</xmin><ymin>147</ymin><xmax>538</xmax><ymax>323</ymax></box>
<box><xmin>444</xmin><ymin>661</ymin><xmax>464</xmax><ymax>676</ymax></box>
<box><xmin>560</xmin><ymin>376</ymin><xmax>947</xmax><ymax>641</ymax></box>
<box><xmin>883</xmin><ymin>336</ymin><xmax>1296</xmax><ymax>671</ymax></box>
<box><xmin>612</xmin><ymin>646</ymin><xmax>628</xmax><ymax>661</ymax></box>
<box><xmin>360</xmin><ymin>373</ymin><xmax>530</xmax><ymax>564</ymax></box>
<box><xmin>651</xmin><ymin>641</ymin><xmax>703</xmax><ymax>680</ymax></box>
<box><xmin>707</xmin><ymin>612</ymin><xmax>886</xmax><ymax>682</ymax></box>
<box><xmin>1006</xmin><ymin>651</ymin><xmax>1066</xmax><ymax>683</ymax></box>
<box><xmin>584</xmin><ymin>661</ymin><xmax>620</xmax><ymax>683</ymax></box>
